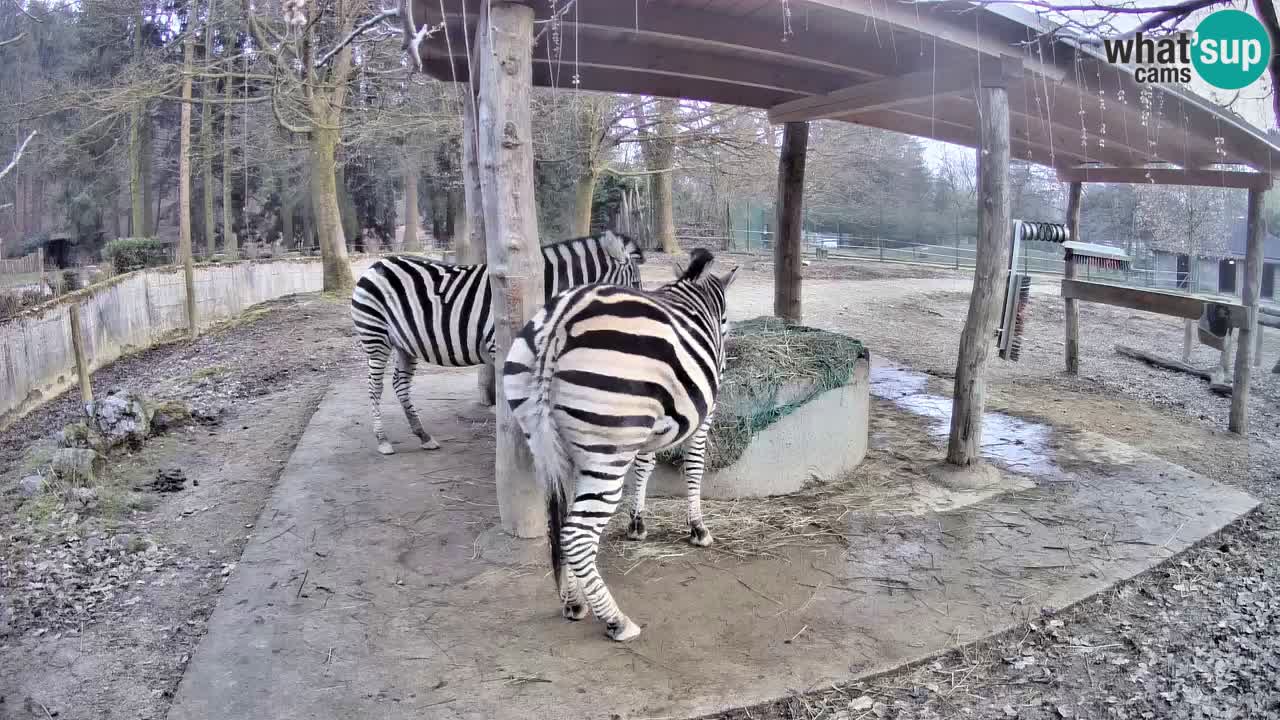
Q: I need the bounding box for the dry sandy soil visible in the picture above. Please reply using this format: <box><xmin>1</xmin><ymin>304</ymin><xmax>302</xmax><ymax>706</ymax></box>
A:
<box><xmin>1</xmin><ymin>255</ymin><xmax>1277</xmax><ymax>720</ymax></box>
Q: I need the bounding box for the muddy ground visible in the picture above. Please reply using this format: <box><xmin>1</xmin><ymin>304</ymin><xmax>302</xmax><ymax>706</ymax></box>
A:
<box><xmin>1</xmin><ymin>257</ymin><xmax>1277</xmax><ymax>720</ymax></box>
<box><xmin>708</xmin><ymin>260</ymin><xmax>1280</xmax><ymax>720</ymax></box>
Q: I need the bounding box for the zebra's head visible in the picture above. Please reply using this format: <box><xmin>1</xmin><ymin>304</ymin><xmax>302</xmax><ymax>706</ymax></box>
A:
<box><xmin>598</xmin><ymin>230</ymin><xmax>646</xmax><ymax>289</ymax></box>
<box><xmin>668</xmin><ymin>248</ymin><xmax>739</xmax><ymax>342</ymax></box>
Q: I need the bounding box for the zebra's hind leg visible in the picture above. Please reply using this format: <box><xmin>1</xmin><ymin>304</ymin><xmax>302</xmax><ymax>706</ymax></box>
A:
<box><xmin>625</xmin><ymin>452</ymin><xmax>656</xmax><ymax>541</ymax></box>
<box><xmin>365</xmin><ymin>345</ymin><xmax>395</xmax><ymax>456</ymax></box>
<box><xmin>563</xmin><ymin>464</ymin><xmax>640</xmax><ymax>641</ymax></box>
<box><xmin>392</xmin><ymin>349</ymin><xmax>440</xmax><ymax>451</ymax></box>
<box><xmin>681</xmin><ymin>417</ymin><xmax>715</xmax><ymax>547</ymax></box>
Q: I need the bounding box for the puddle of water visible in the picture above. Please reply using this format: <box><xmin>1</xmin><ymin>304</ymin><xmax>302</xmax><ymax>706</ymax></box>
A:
<box><xmin>869</xmin><ymin>362</ymin><xmax>1061</xmax><ymax>477</ymax></box>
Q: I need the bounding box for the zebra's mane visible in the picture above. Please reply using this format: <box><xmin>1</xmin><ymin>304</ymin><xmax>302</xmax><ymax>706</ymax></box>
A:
<box><xmin>543</xmin><ymin>231</ymin><xmax>641</xmax><ymax>266</ymax></box>
<box><xmin>679</xmin><ymin>248</ymin><xmax>716</xmax><ymax>282</ymax></box>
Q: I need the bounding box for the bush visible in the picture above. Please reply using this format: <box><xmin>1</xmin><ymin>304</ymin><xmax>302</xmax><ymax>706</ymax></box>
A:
<box><xmin>103</xmin><ymin>238</ymin><xmax>169</xmax><ymax>273</ymax></box>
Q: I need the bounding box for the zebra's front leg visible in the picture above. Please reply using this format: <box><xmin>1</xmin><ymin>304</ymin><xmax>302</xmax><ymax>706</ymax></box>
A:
<box><xmin>625</xmin><ymin>452</ymin><xmax>656</xmax><ymax>541</ymax></box>
<box><xmin>392</xmin><ymin>349</ymin><xmax>440</xmax><ymax>451</ymax></box>
<box><xmin>563</xmin><ymin>469</ymin><xmax>640</xmax><ymax>641</ymax></box>
<box><xmin>681</xmin><ymin>416</ymin><xmax>715</xmax><ymax>547</ymax></box>
<box><xmin>366</xmin><ymin>347</ymin><xmax>395</xmax><ymax>456</ymax></box>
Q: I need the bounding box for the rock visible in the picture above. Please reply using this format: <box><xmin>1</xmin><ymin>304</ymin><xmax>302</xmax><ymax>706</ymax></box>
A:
<box><xmin>190</xmin><ymin>401</ymin><xmax>227</xmax><ymax>425</ymax></box>
<box><xmin>51</xmin><ymin>448</ymin><xmax>106</xmax><ymax>486</ymax></box>
<box><xmin>18</xmin><ymin>475</ymin><xmax>45</xmax><ymax>497</ymax></box>
<box><xmin>88</xmin><ymin>391</ymin><xmax>153</xmax><ymax>449</ymax></box>
<box><xmin>70</xmin><ymin>487</ymin><xmax>99</xmax><ymax>510</ymax></box>
<box><xmin>849</xmin><ymin>696</ymin><xmax>875</xmax><ymax>712</ymax></box>
<box><xmin>149</xmin><ymin>468</ymin><xmax>187</xmax><ymax>493</ymax></box>
<box><xmin>59</xmin><ymin>421</ymin><xmax>108</xmax><ymax>452</ymax></box>
<box><xmin>150</xmin><ymin>400</ymin><xmax>193</xmax><ymax>434</ymax></box>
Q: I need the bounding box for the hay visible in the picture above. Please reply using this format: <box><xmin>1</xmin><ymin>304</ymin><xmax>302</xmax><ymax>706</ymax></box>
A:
<box><xmin>659</xmin><ymin>316</ymin><xmax>867</xmax><ymax>471</ymax></box>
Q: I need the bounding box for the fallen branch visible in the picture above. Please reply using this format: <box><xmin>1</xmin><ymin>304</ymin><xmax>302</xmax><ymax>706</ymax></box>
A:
<box><xmin>1116</xmin><ymin>344</ymin><xmax>1211</xmax><ymax>381</ymax></box>
<box><xmin>0</xmin><ymin>130</ymin><xmax>37</xmax><ymax>181</ymax></box>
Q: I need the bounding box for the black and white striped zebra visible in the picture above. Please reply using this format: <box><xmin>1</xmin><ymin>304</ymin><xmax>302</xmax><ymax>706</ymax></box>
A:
<box><xmin>503</xmin><ymin>248</ymin><xmax>738</xmax><ymax>641</ymax></box>
<box><xmin>350</xmin><ymin>231</ymin><xmax>645</xmax><ymax>455</ymax></box>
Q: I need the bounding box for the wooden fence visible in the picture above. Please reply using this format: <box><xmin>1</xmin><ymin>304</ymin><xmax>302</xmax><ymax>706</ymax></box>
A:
<box><xmin>0</xmin><ymin>248</ymin><xmax>43</xmax><ymax>275</ymax></box>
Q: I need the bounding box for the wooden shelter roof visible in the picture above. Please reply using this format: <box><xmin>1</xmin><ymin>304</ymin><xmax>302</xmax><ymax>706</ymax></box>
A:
<box><xmin>415</xmin><ymin>0</ymin><xmax>1280</xmax><ymax>184</ymax></box>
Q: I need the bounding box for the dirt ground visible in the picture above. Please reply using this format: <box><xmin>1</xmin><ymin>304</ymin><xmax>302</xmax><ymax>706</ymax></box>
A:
<box><xmin>0</xmin><ymin>294</ymin><xmax>361</xmax><ymax>720</ymax></box>
<box><xmin>1</xmin><ymin>256</ymin><xmax>1277</xmax><ymax>720</ymax></box>
<box><xmin>705</xmin><ymin>260</ymin><xmax>1280</xmax><ymax>720</ymax></box>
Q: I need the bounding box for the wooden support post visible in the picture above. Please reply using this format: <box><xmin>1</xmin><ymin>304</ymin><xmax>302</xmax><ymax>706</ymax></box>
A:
<box><xmin>460</xmin><ymin>65</ymin><xmax>496</xmax><ymax>406</ymax></box>
<box><xmin>773</xmin><ymin>121</ymin><xmax>808</xmax><ymax>324</ymax></box>
<box><xmin>477</xmin><ymin>1</ymin><xmax>543</xmax><ymax>538</ymax></box>
<box><xmin>1183</xmin><ymin>319</ymin><xmax>1195</xmax><ymax>363</ymax></box>
<box><xmin>1255</xmin><ymin>321</ymin><xmax>1264</xmax><ymax>367</ymax></box>
<box><xmin>68</xmin><ymin>304</ymin><xmax>93</xmax><ymax>408</ymax></box>
<box><xmin>1063</xmin><ymin>181</ymin><xmax>1082</xmax><ymax>374</ymax></box>
<box><xmin>1229</xmin><ymin>188</ymin><xmax>1265</xmax><ymax>433</ymax></box>
<box><xmin>947</xmin><ymin>60</ymin><xmax>1017</xmax><ymax>467</ymax></box>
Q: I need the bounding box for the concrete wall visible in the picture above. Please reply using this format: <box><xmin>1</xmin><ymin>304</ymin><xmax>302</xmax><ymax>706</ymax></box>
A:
<box><xmin>0</xmin><ymin>257</ymin><xmax>382</xmax><ymax>428</ymax></box>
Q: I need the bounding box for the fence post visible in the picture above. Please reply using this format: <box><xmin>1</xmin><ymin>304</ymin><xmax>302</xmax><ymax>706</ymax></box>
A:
<box><xmin>879</xmin><ymin>236</ymin><xmax>884</xmax><ymax>262</ymax></box>
<box><xmin>69</xmin><ymin>304</ymin><xmax>93</xmax><ymax>408</ymax></box>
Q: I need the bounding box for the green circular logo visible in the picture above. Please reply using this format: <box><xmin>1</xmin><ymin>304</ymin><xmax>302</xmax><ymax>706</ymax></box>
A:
<box><xmin>1192</xmin><ymin>9</ymin><xmax>1271</xmax><ymax>90</ymax></box>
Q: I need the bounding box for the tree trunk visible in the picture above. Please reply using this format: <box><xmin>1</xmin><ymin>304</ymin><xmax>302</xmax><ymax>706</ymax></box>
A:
<box><xmin>309</xmin><ymin>124</ymin><xmax>354</xmax><ymax>290</ymax></box>
<box><xmin>402</xmin><ymin>150</ymin><xmax>419</xmax><ymax>251</ymax></box>
<box><xmin>221</xmin><ymin>78</ymin><xmax>238</xmax><ymax>258</ymax></box>
<box><xmin>200</xmin><ymin>0</ymin><xmax>216</xmax><ymax>258</ymax></box>
<box><xmin>774</xmin><ymin>121</ymin><xmax>808</xmax><ymax>324</ymax></box>
<box><xmin>477</xmin><ymin>1</ymin><xmax>543</xmax><ymax>538</ymax></box>
<box><xmin>947</xmin><ymin>82</ymin><xmax>1011</xmax><ymax>466</ymax></box>
<box><xmin>572</xmin><ymin>168</ymin><xmax>598</xmax><ymax>236</ymax></box>
<box><xmin>460</xmin><ymin>88</ymin><xmax>486</xmax><ymax>264</ymax></box>
<box><xmin>142</xmin><ymin>116</ymin><xmax>155</xmax><ymax>235</ymax></box>
<box><xmin>179</xmin><ymin>30</ymin><xmax>198</xmax><ymax>339</ymax></box>
<box><xmin>638</xmin><ymin>97</ymin><xmax>679</xmax><ymax>253</ymax></box>
<box><xmin>652</xmin><ymin>171</ymin><xmax>678</xmax><ymax>253</ymax></box>
<box><xmin>129</xmin><ymin>108</ymin><xmax>148</xmax><ymax>236</ymax></box>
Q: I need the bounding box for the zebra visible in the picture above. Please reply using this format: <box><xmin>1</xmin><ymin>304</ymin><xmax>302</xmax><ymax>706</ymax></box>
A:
<box><xmin>503</xmin><ymin>248</ymin><xmax>738</xmax><ymax>642</ymax></box>
<box><xmin>350</xmin><ymin>230</ymin><xmax>645</xmax><ymax>456</ymax></box>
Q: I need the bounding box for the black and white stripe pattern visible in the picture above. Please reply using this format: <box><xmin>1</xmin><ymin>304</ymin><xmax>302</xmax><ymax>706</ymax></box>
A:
<box><xmin>350</xmin><ymin>231</ymin><xmax>644</xmax><ymax>455</ymax></box>
<box><xmin>503</xmin><ymin>248</ymin><xmax>738</xmax><ymax>642</ymax></box>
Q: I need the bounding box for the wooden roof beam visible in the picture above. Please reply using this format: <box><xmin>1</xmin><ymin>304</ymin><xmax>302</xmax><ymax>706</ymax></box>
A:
<box><xmin>767</xmin><ymin>66</ymin><xmax>974</xmax><ymax>124</ymax></box>
<box><xmin>1057</xmin><ymin>166</ymin><xmax>1274</xmax><ymax>190</ymax></box>
<box><xmin>804</xmin><ymin>0</ymin><xmax>1066</xmax><ymax>83</ymax></box>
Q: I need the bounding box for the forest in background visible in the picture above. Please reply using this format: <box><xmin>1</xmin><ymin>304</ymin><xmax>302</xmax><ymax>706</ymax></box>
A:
<box><xmin>2</xmin><ymin>0</ymin><xmax>1278</xmax><ymax>275</ymax></box>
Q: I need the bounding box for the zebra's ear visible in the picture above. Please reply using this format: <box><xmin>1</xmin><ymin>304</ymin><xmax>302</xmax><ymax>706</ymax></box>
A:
<box><xmin>599</xmin><ymin>230</ymin><xmax>627</xmax><ymax>261</ymax></box>
<box><xmin>719</xmin><ymin>265</ymin><xmax>739</xmax><ymax>288</ymax></box>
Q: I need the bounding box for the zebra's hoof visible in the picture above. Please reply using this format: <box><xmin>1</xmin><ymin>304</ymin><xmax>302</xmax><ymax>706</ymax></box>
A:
<box><xmin>625</xmin><ymin>516</ymin><xmax>647</xmax><ymax>541</ymax></box>
<box><xmin>420</xmin><ymin>437</ymin><xmax>441</xmax><ymax>451</ymax></box>
<box><xmin>606</xmin><ymin>617</ymin><xmax>641</xmax><ymax>642</ymax></box>
<box><xmin>377</xmin><ymin>442</ymin><xmax>395</xmax><ymax>455</ymax></box>
<box><xmin>688</xmin><ymin>525</ymin><xmax>713</xmax><ymax>547</ymax></box>
<box><xmin>562</xmin><ymin>602</ymin><xmax>588</xmax><ymax>621</ymax></box>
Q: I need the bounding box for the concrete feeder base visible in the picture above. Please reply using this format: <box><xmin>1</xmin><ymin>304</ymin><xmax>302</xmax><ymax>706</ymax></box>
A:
<box><xmin>649</xmin><ymin>357</ymin><xmax>870</xmax><ymax>499</ymax></box>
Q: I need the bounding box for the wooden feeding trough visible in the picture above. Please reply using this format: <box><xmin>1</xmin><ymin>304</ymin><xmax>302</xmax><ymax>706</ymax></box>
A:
<box><xmin>647</xmin><ymin>317</ymin><xmax>870</xmax><ymax>499</ymax></box>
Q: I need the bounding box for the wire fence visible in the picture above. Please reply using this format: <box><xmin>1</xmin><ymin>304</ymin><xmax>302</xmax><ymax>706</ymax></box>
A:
<box><xmin>679</xmin><ymin>227</ymin><xmax>1248</xmax><ymax>298</ymax></box>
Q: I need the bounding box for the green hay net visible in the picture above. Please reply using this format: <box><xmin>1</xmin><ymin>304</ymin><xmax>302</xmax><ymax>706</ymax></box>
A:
<box><xmin>658</xmin><ymin>316</ymin><xmax>869</xmax><ymax>472</ymax></box>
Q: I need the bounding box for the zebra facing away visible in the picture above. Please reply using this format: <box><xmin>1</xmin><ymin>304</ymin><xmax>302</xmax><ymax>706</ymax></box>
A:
<box><xmin>350</xmin><ymin>231</ymin><xmax>645</xmax><ymax>456</ymax></box>
<box><xmin>503</xmin><ymin>248</ymin><xmax>738</xmax><ymax>641</ymax></box>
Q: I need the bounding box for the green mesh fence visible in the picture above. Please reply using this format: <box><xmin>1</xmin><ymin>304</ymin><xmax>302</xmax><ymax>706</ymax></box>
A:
<box><xmin>659</xmin><ymin>316</ymin><xmax>869</xmax><ymax>472</ymax></box>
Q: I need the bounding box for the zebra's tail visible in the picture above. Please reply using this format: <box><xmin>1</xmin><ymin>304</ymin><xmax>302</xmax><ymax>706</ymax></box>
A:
<box><xmin>504</xmin><ymin>312</ymin><xmax>573</xmax><ymax>591</ymax></box>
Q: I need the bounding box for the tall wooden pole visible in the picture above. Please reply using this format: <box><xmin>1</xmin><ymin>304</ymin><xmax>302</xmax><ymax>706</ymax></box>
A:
<box><xmin>69</xmin><ymin>304</ymin><xmax>93</xmax><ymax>407</ymax></box>
<box><xmin>947</xmin><ymin>59</ymin><xmax>1017</xmax><ymax>466</ymax></box>
<box><xmin>1063</xmin><ymin>181</ymin><xmax>1082</xmax><ymax>374</ymax></box>
<box><xmin>461</xmin><ymin>8</ymin><xmax>495</xmax><ymax>406</ymax></box>
<box><xmin>179</xmin><ymin>27</ymin><xmax>198</xmax><ymax>340</ymax></box>
<box><xmin>478</xmin><ymin>2</ymin><xmax>543</xmax><ymax>537</ymax></box>
<box><xmin>774</xmin><ymin>121</ymin><xmax>808</xmax><ymax>323</ymax></box>
<box><xmin>1229</xmin><ymin>187</ymin><xmax>1266</xmax><ymax>433</ymax></box>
